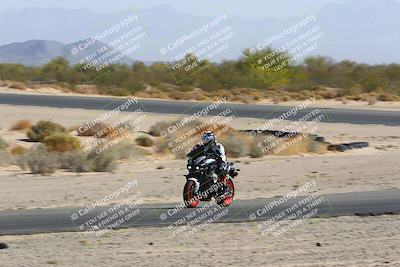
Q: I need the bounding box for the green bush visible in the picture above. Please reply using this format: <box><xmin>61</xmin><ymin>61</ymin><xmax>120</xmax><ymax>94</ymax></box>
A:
<box><xmin>0</xmin><ymin>137</ymin><xmax>6</xmax><ymax>150</ymax></box>
<box><xmin>43</xmin><ymin>133</ymin><xmax>81</xmax><ymax>153</ymax></box>
<box><xmin>135</xmin><ymin>136</ymin><xmax>154</xmax><ymax>147</ymax></box>
<box><xmin>1</xmin><ymin>50</ymin><xmax>400</xmax><ymax>102</ymax></box>
<box><xmin>27</xmin><ymin>121</ymin><xmax>68</xmax><ymax>142</ymax></box>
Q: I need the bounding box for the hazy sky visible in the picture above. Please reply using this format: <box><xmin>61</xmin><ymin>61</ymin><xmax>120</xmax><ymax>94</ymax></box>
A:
<box><xmin>1</xmin><ymin>0</ymin><xmax>353</xmax><ymax>18</ymax></box>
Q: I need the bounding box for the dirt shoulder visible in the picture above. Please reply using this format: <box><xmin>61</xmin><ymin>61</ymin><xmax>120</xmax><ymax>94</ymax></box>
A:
<box><xmin>1</xmin><ymin>149</ymin><xmax>399</xmax><ymax>210</ymax></box>
<box><xmin>0</xmin><ymin>215</ymin><xmax>398</xmax><ymax>267</ymax></box>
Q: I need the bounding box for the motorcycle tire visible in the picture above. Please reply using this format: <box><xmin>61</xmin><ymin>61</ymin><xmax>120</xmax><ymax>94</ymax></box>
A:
<box><xmin>216</xmin><ymin>178</ymin><xmax>235</xmax><ymax>207</ymax></box>
<box><xmin>183</xmin><ymin>180</ymin><xmax>200</xmax><ymax>208</ymax></box>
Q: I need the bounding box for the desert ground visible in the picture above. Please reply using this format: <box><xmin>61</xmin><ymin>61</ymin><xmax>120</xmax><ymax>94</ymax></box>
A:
<box><xmin>0</xmin><ymin>103</ymin><xmax>399</xmax><ymax>210</ymax></box>
<box><xmin>0</xmin><ymin>98</ymin><xmax>399</xmax><ymax>267</ymax></box>
<box><xmin>1</xmin><ymin>215</ymin><xmax>399</xmax><ymax>267</ymax></box>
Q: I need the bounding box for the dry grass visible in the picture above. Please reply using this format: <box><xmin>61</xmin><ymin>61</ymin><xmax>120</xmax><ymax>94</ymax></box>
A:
<box><xmin>149</xmin><ymin>119</ymin><xmax>327</xmax><ymax>159</ymax></box>
<box><xmin>148</xmin><ymin>121</ymin><xmax>171</xmax><ymax>137</ymax></box>
<box><xmin>9</xmin><ymin>119</ymin><xmax>32</xmax><ymax>131</ymax></box>
<box><xmin>27</xmin><ymin>120</ymin><xmax>68</xmax><ymax>142</ymax></box>
<box><xmin>135</xmin><ymin>136</ymin><xmax>154</xmax><ymax>147</ymax></box>
<box><xmin>8</xmin><ymin>81</ymin><xmax>27</xmax><ymax>90</ymax></box>
<box><xmin>377</xmin><ymin>93</ymin><xmax>399</xmax><ymax>101</ymax></box>
<box><xmin>73</xmin><ymin>84</ymin><xmax>99</xmax><ymax>95</ymax></box>
<box><xmin>43</xmin><ymin>133</ymin><xmax>81</xmax><ymax>153</ymax></box>
<box><xmin>0</xmin><ymin>80</ymin><xmax>10</xmax><ymax>87</ymax></box>
<box><xmin>10</xmin><ymin>145</ymin><xmax>27</xmax><ymax>156</ymax></box>
<box><xmin>76</xmin><ymin>122</ymin><xmax>118</xmax><ymax>138</ymax></box>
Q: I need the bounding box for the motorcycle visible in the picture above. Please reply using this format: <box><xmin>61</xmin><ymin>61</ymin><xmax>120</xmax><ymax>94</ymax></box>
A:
<box><xmin>183</xmin><ymin>155</ymin><xmax>239</xmax><ymax>208</ymax></box>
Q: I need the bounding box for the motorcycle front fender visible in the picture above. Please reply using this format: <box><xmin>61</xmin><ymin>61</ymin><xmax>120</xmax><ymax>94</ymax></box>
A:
<box><xmin>187</xmin><ymin>177</ymin><xmax>200</xmax><ymax>194</ymax></box>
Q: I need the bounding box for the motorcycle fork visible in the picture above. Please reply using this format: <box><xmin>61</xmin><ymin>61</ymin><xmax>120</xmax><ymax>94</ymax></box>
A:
<box><xmin>187</xmin><ymin>178</ymin><xmax>200</xmax><ymax>196</ymax></box>
<box><xmin>217</xmin><ymin>175</ymin><xmax>228</xmax><ymax>194</ymax></box>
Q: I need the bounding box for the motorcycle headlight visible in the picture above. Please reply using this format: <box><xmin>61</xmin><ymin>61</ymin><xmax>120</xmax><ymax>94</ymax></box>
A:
<box><xmin>187</xmin><ymin>166</ymin><xmax>192</xmax><ymax>170</ymax></box>
<box><xmin>196</xmin><ymin>166</ymin><xmax>200</xmax><ymax>170</ymax></box>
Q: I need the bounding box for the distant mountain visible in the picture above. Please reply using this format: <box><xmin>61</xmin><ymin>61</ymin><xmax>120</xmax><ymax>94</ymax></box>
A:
<box><xmin>0</xmin><ymin>39</ymin><xmax>135</xmax><ymax>66</ymax></box>
<box><xmin>0</xmin><ymin>40</ymin><xmax>67</xmax><ymax>65</ymax></box>
<box><xmin>0</xmin><ymin>0</ymin><xmax>399</xmax><ymax>64</ymax></box>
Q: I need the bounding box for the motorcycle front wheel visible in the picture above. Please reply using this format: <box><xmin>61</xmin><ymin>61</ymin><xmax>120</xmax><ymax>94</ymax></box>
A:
<box><xmin>217</xmin><ymin>178</ymin><xmax>235</xmax><ymax>207</ymax></box>
<box><xmin>183</xmin><ymin>180</ymin><xmax>200</xmax><ymax>208</ymax></box>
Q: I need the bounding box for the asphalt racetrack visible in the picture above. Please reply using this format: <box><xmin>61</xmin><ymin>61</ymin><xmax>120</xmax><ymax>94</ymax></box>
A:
<box><xmin>0</xmin><ymin>189</ymin><xmax>399</xmax><ymax>235</ymax></box>
<box><xmin>1</xmin><ymin>92</ymin><xmax>400</xmax><ymax>125</ymax></box>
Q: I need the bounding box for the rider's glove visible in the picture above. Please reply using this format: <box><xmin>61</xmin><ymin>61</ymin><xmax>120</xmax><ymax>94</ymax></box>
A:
<box><xmin>229</xmin><ymin>168</ymin><xmax>238</xmax><ymax>177</ymax></box>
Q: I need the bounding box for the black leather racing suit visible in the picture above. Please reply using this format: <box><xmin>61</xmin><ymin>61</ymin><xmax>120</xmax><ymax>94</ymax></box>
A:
<box><xmin>187</xmin><ymin>141</ymin><xmax>228</xmax><ymax>176</ymax></box>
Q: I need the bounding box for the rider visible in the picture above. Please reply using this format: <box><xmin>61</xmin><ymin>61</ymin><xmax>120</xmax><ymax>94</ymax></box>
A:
<box><xmin>187</xmin><ymin>131</ymin><xmax>236</xmax><ymax>179</ymax></box>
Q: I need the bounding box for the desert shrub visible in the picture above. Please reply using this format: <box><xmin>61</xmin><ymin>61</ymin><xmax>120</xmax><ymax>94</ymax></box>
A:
<box><xmin>235</xmin><ymin>95</ymin><xmax>256</xmax><ymax>104</ymax></box>
<box><xmin>0</xmin><ymin>80</ymin><xmax>9</xmax><ymax>87</ymax></box>
<box><xmin>377</xmin><ymin>93</ymin><xmax>398</xmax><ymax>101</ymax></box>
<box><xmin>25</xmin><ymin>146</ymin><xmax>59</xmax><ymax>175</ymax></box>
<box><xmin>280</xmin><ymin>95</ymin><xmax>292</xmax><ymax>102</ymax></box>
<box><xmin>27</xmin><ymin>121</ymin><xmax>68</xmax><ymax>142</ymax></box>
<box><xmin>9</xmin><ymin>120</ymin><xmax>32</xmax><ymax>131</ymax></box>
<box><xmin>0</xmin><ymin>151</ymin><xmax>11</xmax><ymax>166</ymax></box>
<box><xmin>346</xmin><ymin>94</ymin><xmax>363</xmax><ymax>101</ymax></box>
<box><xmin>59</xmin><ymin>152</ymin><xmax>92</xmax><ymax>173</ymax></box>
<box><xmin>366</xmin><ymin>96</ymin><xmax>378</xmax><ymax>105</ymax></box>
<box><xmin>341</xmin><ymin>86</ymin><xmax>363</xmax><ymax>96</ymax></box>
<box><xmin>249</xmin><ymin>140</ymin><xmax>264</xmax><ymax>158</ymax></box>
<box><xmin>10</xmin><ymin>145</ymin><xmax>27</xmax><ymax>156</ymax></box>
<box><xmin>308</xmin><ymin>139</ymin><xmax>327</xmax><ymax>154</ymax></box>
<box><xmin>0</xmin><ymin>137</ymin><xmax>6</xmax><ymax>150</ymax></box>
<box><xmin>15</xmin><ymin>154</ymin><xmax>28</xmax><ymax>170</ymax></box>
<box><xmin>155</xmin><ymin>138</ymin><xmax>171</xmax><ymax>154</ymax></box>
<box><xmin>110</xmin><ymin>141</ymin><xmax>147</xmax><ymax>160</ymax></box>
<box><xmin>60</xmin><ymin>147</ymin><xmax>126</xmax><ymax>172</ymax></box>
<box><xmin>219</xmin><ymin>132</ymin><xmax>249</xmax><ymax>158</ymax></box>
<box><xmin>148</xmin><ymin>121</ymin><xmax>171</xmax><ymax>136</ymax></box>
<box><xmin>9</xmin><ymin>81</ymin><xmax>27</xmax><ymax>90</ymax></box>
<box><xmin>43</xmin><ymin>133</ymin><xmax>81</xmax><ymax>153</ymax></box>
<box><xmin>135</xmin><ymin>136</ymin><xmax>154</xmax><ymax>147</ymax></box>
<box><xmin>76</xmin><ymin>122</ymin><xmax>116</xmax><ymax>138</ymax></box>
<box><xmin>87</xmin><ymin>150</ymin><xmax>117</xmax><ymax>172</ymax></box>
<box><xmin>152</xmin><ymin>120</ymin><xmax>239</xmax><ymax>159</ymax></box>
